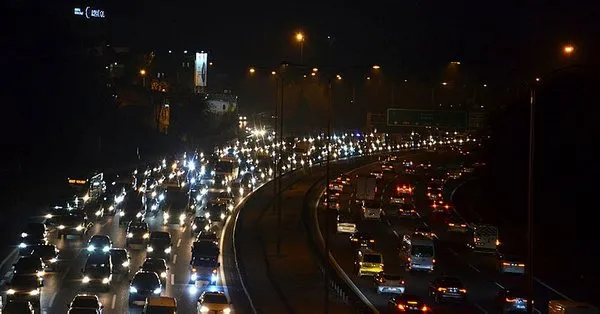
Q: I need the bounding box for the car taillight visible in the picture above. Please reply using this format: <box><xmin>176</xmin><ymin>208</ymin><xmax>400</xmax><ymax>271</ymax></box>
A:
<box><xmin>421</xmin><ymin>305</ymin><xmax>429</xmax><ymax>312</ymax></box>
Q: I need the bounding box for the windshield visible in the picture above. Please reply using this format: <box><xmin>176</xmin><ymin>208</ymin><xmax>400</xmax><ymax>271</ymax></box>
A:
<box><xmin>150</xmin><ymin>233</ymin><xmax>171</xmax><ymax>242</ymax></box>
<box><xmin>191</xmin><ymin>256</ymin><xmax>218</xmax><ymax>266</ymax></box>
<box><xmin>143</xmin><ymin>259</ymin><xmax>166</xmax><ymax>270</ymax></box>
<box><xmin>202</xmin><ymin>294</ymin><xmax>228</xmax><ymax>304</ymax></box>
<box><xmin>132</xmin><ymin>273</ymin><xmax>159</xmax><ymax>287</ymax></box>
<box><xmin>111</xmin><ymin>250</ymin><xmax>127</xmax><ymax>260</ymax></box>
<box><xmin>71</xmin><ymin>298</ymin><xmax>98</xmax><ymax>308</ymax></box>
<box><xmin>411</xmin><ymin>245</ymin><xmax>434</xmax><ymax>258</ymax></box>
<box><xmin>128</xmin><ymin>223</ymin><xmax>148</xmax><ymax>232</ymax></box>
<box><xmin>10</xmin><ymin>275</ymin><xmax>38</xmax><ymax>288</ymax></box>
<box><xmin>363</xmin><ymin>254</ymin><xmax>382</xmax><ymax>263</ymax></box>
<box><xmin>145</xmin><ymin>307</ymin><xmax>176</xmax><ymax>314</ymax></box>
<box><xmin>32</xmin><ymin>245</ymin><xmax>55</xmax><ymax>257</ymax></box>
<box><xmin>25</xmin><ymin>223</ymin><xmax>45</xmax><ymax>234</ymax></box>
<box><xmin>15</xmin><ymin>257</ymin><xmax>39</xmax><ymax>270</ymax></box>
<box><xmin>59</xmin><ymin>215</ymin><xmax>84</xmax><ymax>225</ymax></box>
<box><xmin>215</xmin><ymin>161</ymin><xmax>234</xmax><ymax>173</ymax></box>
<box><xmin>90</xmin><ymin>236</ymin><xmax>109</xmax><ymax>245</ymax></box>
<box><xmin>363</xmin><ymin>201</ymin><xmax>381</xmax><ymax>208</ymax></box>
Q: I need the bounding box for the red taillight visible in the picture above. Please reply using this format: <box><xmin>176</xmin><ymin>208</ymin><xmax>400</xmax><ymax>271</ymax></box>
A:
<box><xmin>397</xmin><ymin>304</ymin><xmax>406</xmax><ymax>311</ymax></box>
<box><xmin>421</xmin><ymin>305</ymin><xmax>429</xmax><ymax>312</ymax></box>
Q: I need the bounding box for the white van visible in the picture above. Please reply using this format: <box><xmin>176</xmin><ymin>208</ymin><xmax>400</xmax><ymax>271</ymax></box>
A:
<box><xmin>400</xmin><ymin>234</ymin><xmax>435</xmax><ymax>272</ymax></box>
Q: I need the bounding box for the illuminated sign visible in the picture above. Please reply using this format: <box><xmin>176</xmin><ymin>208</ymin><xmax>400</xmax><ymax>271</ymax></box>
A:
<box><xmin>73</xmin><ymin>6</ymin><xmax>106</xmax><ymax>19</ymax></box>
<box><xmin>195</xmin><ymin>52</ymin><xmax>208</xmax><ymax>88</ymax></box>
<box><xmin>68</xmin><ymin>179</ymin><xmax>87</xmax><ymax>185</ymax></box>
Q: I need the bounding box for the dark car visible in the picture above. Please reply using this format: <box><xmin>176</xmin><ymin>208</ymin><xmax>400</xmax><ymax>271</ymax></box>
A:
<box><xmin>126</xmin><ymin>221</ymin><xmax>149</xmax><ymax>246</ymax></box>
<box><xmin>140</xmin><ymin>258</ymin><xmax>169</xmax><ymax>286</ymax></box>
<box><xmin>429</xmin><ymin>275</ymin><xmax>467</xmax><ymax>303</ymax></box>
<box><xmin>110</xmin><ymin>248</ymin><xmax>130</xmax><ymax>276</ymax></box>
<box><xmin>19</xmin><ymin>223</ymin><xmax>48</xmax><ymax>255</ymax></box>
<box><xmin>56</xmin><ymin>214</ymin><xmax>89</xmax><ymax>239</ymax></box>
<box><xmin>13</xmin><ymin>256</ymin><xmax>45</xmax><ymax>277</ymax></box>
<box><xmin>128</xmin><ymin>271</ymin><xmax>162</xmax><ymax>306</ymax></box>
<box><xmin>191</xmin><ymin>216</ymin><xmax>211</xmax><ymax>236</ymax></box>
<box><xmin>146</xmin><ymin>232</ymin><xmax>172</xmax><ymax>260</ymax></box>
<box><xmin>497</xmin><ymin>284</ymin><xmax>531</xmax><ymax>313</ymax></box>
<box><xmin>205</xmin><ymin>203</ymin><xmax>227</xmax><ymax>222</ymax></box>
<box><xmin>5</xmin><ymin>275</ymin><xmax>43</xmax><ymax>307</ymax></box>
<box><xmin>350</xmin><ymin>232</ymin><xmax>375</xmax><ymax>248</ymax></box>
<box><xmin>86</xmin><ymin>235</ymin><xmax>112</xmax><ymax>254</ymax></box>
<box><xmin>195</xmin><ymin>231</ymin><xmax>219</xmax><ymax>246</ymax></box>
<box><xmin>81</xmin><ymin>253</ymin><xmax>113</xmax><ymax>291</ymax></box>
<box><xmin>387</xmin><ymin>294</ymin><xmax>430</xmax><ymax>313</ymax></box>
<box><xmin>30</xmin><ymin>244</ymin><xmax>60</xmax><ymax>271</ymax></box>
<box><xmin>68</xmin><ymin>294</ymin><xmax>103</xmax><ymax>313</ymax></box>
<box><xmin>119</xmin><ymin>194</ymin><xmax>145</xmax><ymax>226</ymax></box>
<box><xmin>1</xmin><ymin>300</ymin><xmax>35</xmax><ymax>314</ymax></box>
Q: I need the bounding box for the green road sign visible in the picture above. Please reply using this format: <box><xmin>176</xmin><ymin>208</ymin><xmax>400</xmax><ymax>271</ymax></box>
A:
<box><xmin>387</xmin><ymin>109</ymin><xmax>468</xmax><ymax>129</ymax></box>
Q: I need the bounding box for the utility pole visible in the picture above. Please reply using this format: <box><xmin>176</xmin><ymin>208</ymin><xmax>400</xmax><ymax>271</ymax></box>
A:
<box><xmin>526</xmin><ymin>87</ymin><xmax>536</xmax><ymax>314</ymax></box>
<box><xmin>324</xmin><ymin>78</ymin><xmax>333</xmax><ymax>314</ymax></box>
<box><xmin>276</xmin><ymin>68</ymin><xmax>285</xmax><ymax>255</ymax></box>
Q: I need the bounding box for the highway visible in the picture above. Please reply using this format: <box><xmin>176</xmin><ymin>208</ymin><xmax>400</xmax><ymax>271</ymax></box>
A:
<box><xmin>315</xmin><ymin>151</ymin><xmax>573</xmax><ymax>314</ymax></box>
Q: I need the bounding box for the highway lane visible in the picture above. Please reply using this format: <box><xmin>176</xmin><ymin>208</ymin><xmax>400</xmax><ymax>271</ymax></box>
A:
<box><xmin>316</xmin><ymin>151</ymin><xmax>536</xmax><ymax>313</ymax></box>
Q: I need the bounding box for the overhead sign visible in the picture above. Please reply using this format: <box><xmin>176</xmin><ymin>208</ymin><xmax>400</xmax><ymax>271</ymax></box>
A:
<box><xmin>387</xmin><ymin>108</ymin><xmax>468</xmax><ymax>129</ymax></box>
<box><xmin>195</xmin><ymin>52</ymin><xmax>208</xmax><ymax>88</ymax></box>
<box><xmin>74</xmin><ymin>6</ymin><xmax>106</xmax><ymax>19</ymax></box>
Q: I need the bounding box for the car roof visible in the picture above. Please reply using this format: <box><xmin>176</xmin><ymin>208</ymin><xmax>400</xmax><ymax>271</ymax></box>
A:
<box><xmin>146</xmin><ymin>296</ymin><xmax>176</xmax><ymax>306</ymax></box>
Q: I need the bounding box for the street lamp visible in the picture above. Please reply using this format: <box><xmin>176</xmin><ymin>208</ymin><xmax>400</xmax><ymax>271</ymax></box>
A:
<box><xmin>249</xmin><ymin>67</ymin><xmax>256</xmax><ymax>74</ymax></box>
<box><xmin>295</xmin><ymin>32</ymin><xmax>305</xmax><ymax>63</ymax></box>
<box><xmin>140</xmin><ymin>69</ymin><xmax>147</xmax><ymax>88</ymax></box>
<box><xmin>563</xmin><ymin>44</ymin><xmax>575</xmax><ymax>56</ymax></box>
<box><xmin>372</xmin><ymin>65</ymin><xmax>381</xmax><ymax>70</ymax></box>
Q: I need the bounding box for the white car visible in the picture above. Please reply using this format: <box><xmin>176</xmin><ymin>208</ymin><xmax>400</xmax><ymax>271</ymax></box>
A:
<box><xmin>374</xmin><ymin>273</ymin><xmax>406</xmax><ymax>294</ymax></box>
<box><xmin>197</xmin><ymin>291</ymin><xmax>232</xmax><ymax>313</ymax></box>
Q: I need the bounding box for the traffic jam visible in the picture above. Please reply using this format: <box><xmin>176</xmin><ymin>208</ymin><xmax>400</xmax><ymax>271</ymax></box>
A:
<box><xmin>3</xmin><ymin>124</ymin><xmax>457</xmax><ymax>313</ymax></box>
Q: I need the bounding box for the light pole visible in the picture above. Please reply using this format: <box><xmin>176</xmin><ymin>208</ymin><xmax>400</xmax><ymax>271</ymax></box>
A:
<box><xmin>526</xmin><ymin>86</ymin><xmax>535</xmax><ymax>314</ymax></box>
<box><xmin>276</xmin><ymin>64</ymin><xmax>286</xmax><ymax>255</ymax></box>
<box><xmin>140</xmin><ymin>69</ymin><xmax>147</xmax><ymax>88</ymax></box>
<box><xmin>295</xmin><ymin>32</ymin><xmax>305</xmax><ymax>64</ymax></box>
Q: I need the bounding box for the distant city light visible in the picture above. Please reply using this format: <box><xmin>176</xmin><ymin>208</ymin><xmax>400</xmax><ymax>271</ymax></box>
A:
<box><xmin>372</xmin><ymin>65</ymin><xmax>380</xmax><ymax>70</ymax></box>
<box><xmin>563</xmin><ymin>45</ymin><xmax>575</xmax><ymax>55</ymax></box>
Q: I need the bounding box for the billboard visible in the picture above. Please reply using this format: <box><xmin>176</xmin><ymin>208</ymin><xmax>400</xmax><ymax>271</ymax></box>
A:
<box><xmin>195</xmin><ymin>52</ymin><xmax>208</xmax><ymax>88</ymax></box>
<box><xmin>387</xmin><ymin>108</ymin><xmax>468</xmax><ymax>129</ymax></box>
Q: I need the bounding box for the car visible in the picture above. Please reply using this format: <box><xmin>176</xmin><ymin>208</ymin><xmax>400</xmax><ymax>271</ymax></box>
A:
<box><xmin>355</xmin><ymin>249</ymin><xmax>384</xmax><ymax>277</ymax></box>
<box><xmin>497</xmin><ymin>247</ymin><xmax>526</xmax><ymax>274</ymax></box>
<box><xmin>19</xmin><ymin>223</ymin><xmax>48</xmax><ymax>255</ymax></box>
<box><xmin>68</xmin><ymin>294</ymin><xmax>104</xmax><ymax>313</ymax></box>
<box><xmin>374</xmin><ymin>273</ymin><xmax>405</xmax><ymax>294</ymax></box>
<box><xmin>195</xmin><ymin>231</ymin><xmax>219</xmax><ymax>246</ymax></box>
<box><xmin>349</xmin><ymin>232</ymin><xmax>375</xmax><ymax>248</ymax></box>
<box><xmin>86</xmin><ymin>235</ymin><xmax>112</xmax><ymax>254</ymax></box>
<box><xmin>146</xmin><ymin>232</ymin><xmax>172</xmax><ymax>259</ymax></box>
<box><xmin>5</xmin><ymin>275</ymin><xmax>43</xmax><ymax>307</ymax></box>
<box><xmin>30</xmin><ymin>244</ymin><xmax>60</xmax><ymax>271</ymax></box>
<box><xmin>497</xmin><ymin>284</ymin><xmax>531</xmax><ymax>313</ymax></box>
<box><xmin>110</xmin><ymin>248</ymin><xmax>130</xmax><ymax>276</ymax></box>
<box><xmin>81</xmin><ymin>254</ymin><xmax>113</xmax><ymax>290</ymax></box>
<box><xmin>144</xmin><ymin>296</ymin><xmax>177</xmax><ymax>313</ymax></box>
<box><xmin>191</xmin><ymin>216</ymin><xmax>211</xmax><ymax>236</ymax></box>
<box><xmin>129</xmin><ymin>271</ymin><xmax>162</xmax><ymax>307</ymax></box>
<box><xmin>126</xmin><ymin>221</ymin><xmax>149</xmax><ymax>246</ymax></box>
<box><xmin>56</xmin><ymin>214</ymin><xmax>89</xmax><ymax>239</ymax></box>
<box><xmin>336</xmin><ymin>212</ymin><xmax>357</xmax><ymax>234</ymax></box>
<box><xmin>1</xmin><ymin>300</ymin><xmax>35</xmax><ymax>313</ymax></box>
<box><xmin>197</xmin><ymin>291</ymin><xmax>232</xmax><ymax>313</ymax></box>
<box><xmin>204</xmin><ymin>202</ymin><xmax>228</xmax><ymax>222</ymax></box>
<box><xmin>426</xmin><ymin>184</ymin><xmax>443</xmax><ymax>201</ymax></box>
<box><xmin>398</xmin><ymin>203</ymin><xmax>418</xmax><ymax>218</ymax></box>
<box><xmin>13</xmin><ymin>256</ymin><xmax>45</xmax><ymax>278</ymax></box>
<box><xmin>447</xmin><ymin>217</ymin><xmax>469</xmax><ymax>232</ymax></box>
<box><xmin>428</xmin><ymin>275</ymin><xmax>467</xmax><ymax>303</ymax></box>
<box><xmin>431</xmin><ymin>199</ymin><xmax>453</xmax><ymax>213</ymax></box>
<box><xmin>387</xmin><ymin>294</ymin><xmax>430</xmax><ymax>313</ymax></box>
<box><xmin>413</xmin><ymin>224</ymin><xmax>437</xmax><ymax>239</ymax></box>
<box><xmin>140</xmin><ymin>258</ymin><xmax>169</xmax><ymax>286</ymax></box>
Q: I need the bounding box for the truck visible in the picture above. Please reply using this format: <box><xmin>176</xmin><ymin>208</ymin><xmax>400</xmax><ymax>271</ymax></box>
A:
<box><xmin>467</xmin><ymin>224</ymin><xmax>499</xmax><ymax>253</ymax></box>
<box><xmin>189</xmin><ymin>241</ymin><xmax>220</xmax><ymax>285</ymax></box>
<box><xmin>355</xmin><ymin>174</ymin><xmax>377</xmax><ymax>203</ymax></box>
<box><xmin>548</xmin><ymin>300</ymin><xmax>599</xmax><ymax>314</ymax></box>
<box><xmin>294</xmin><ymin>141</ymin><xmax>312</xmax><ymax>157</ymax></box>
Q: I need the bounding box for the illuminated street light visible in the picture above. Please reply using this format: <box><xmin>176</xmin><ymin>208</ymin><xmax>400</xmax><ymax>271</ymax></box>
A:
<box><xmin>295</xmin><ymin>32</ymin><xmax>305</xmax><ymax>63</ymax></box>
<box><xmin>563</xmin><ymin>45</ymin><xmax>575</xmax><ymax>55</ymax></box>
<box><xmin>336</xmin><ymin>74</ymin><xmax>342</xmax><ymax>80</ymax></box>
<box><xmin>139</xmin><ymin>69</ymin><xmax>146</xmax><ymax>76</ymax></box>
<box><xmin>249</xmin><ymin>67</ymin><xmax>256</xmax><ymax>74</ymax></box>
<box><xmin>312</xmin><ymin>67</ymin><xmax>318</xmax><ymax>72</ymax></box>
<box><xmin>295</xmin><ymin>32</ymin><xmax>305</xmax><ymax>42</ymax></box>
<box><xmin>450</xmin><ymin>61</ymin><xmax>461</xmax><ymax>65</ymax></box>
<box><xmin>271</xmin><ymin>71</ymin><xmax>277</xmax><ymax>75</ymax></box>
<box><xmin>372</xmin><ymin>65</ymin><xmax>381</xmax><ymax>70</ymax></box>
<box><xmin>366</xmin><ymin>76</ymin><xmax>371</xmax><ymax>80</ymax></box>
<box><xmin>442</xmin><ymin>82</ymin><xmax>448</xmax><ymax>86</ymax></box>
<box><xmin>140</xmin><ymin>69</ymin><xmax>147</xmax><ymax>88</ymax></box>
<box><xmin>311</xmin><ymin>72</ymin><xmax>316</xmax><ymax>77</ymax></box>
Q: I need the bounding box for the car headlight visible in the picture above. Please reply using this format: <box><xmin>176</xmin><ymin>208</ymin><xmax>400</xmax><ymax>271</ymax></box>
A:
<box><xmin>228</xmin><ymin>204</ymin><xmax>234</xmax><ymax>211</ymax></box>
<box><xmin>160</xmin><ymin>272</ymin><xmax>167</xmax><ymax>278</ymax></box>
<box><xmin>224</xmin><ymin>307</ymin><xmax>231</xmax><ymax>314</ymax></box>
<box><xmin>45</xmin><ymin>214</ymin><xmax>52</xmax><ymax>219</ymax></box>
<box><xmin>82</xmin><ymin>276</ymin><xmax>90</xmax><ymax>283</ymax></box>
<box><xmin>119</xmin><ymin>211</ymin><xmax>125</xmax><ymax>216</ymax></box>
<box><xmin>136</xmin><ymin>212</ymin><xmax>142</xmax><ymax>218</ymax></box>
<box><xmin>108</xmin><ymin>205</ymin><xmax>114</xmax><ymax>211</ymax></box>
<box><xmin>179</xmin><ymin>214</ymin><xmax>186</xmax><ymax>221</ymax></box>
<box><xmin>191</xmin><ymin>273</ymin><xmax>198</xmax><ymax>281</ymax></box>
<box><xmin>192</xmin><ymin>224</ymin><xmax>197</xmax><ymax>230</ymax></box>
<box><xmin>7</xmin><ymin>289</ymin><xmax>15</xmax><ymax>295</ymax></box>
<box><xmin>200</xmin><ymin>305</ymin><xmax>209</xmax><ymax>313</ymax></box>
<box><xmin>19</xmin><ymin>243</ymin><xmax>26</xmax><ymax>248</ymax></box>
<box><xmin>29</xmin><ymin>289</ymin><xmax>39</xmax><ymax>296</ymax></box>
<box><xmin>164</xmin><ymin>213</ymin><xmax>170</xmax><ymax>220</ymax></box>
<box><xmin>49</xmin><ymin>258</ymin><xmax>58</xmax><ymax>264</ymax></box>
<box><xmin>102</xmin><ymin>277</ymin><xmax>110</xmax><ymax>284</ymax></box>
<box><xmin>204</xmin><ymin>212</ymin><xmax>210</xmax><ymax>219</ymax></box>
<box><xmin>76</xmin><ymin>225</ymin><xmax>84</xmax><ymax>231</ymax></box>
<box><xmin>153</xmin><ymin>287</ymin><xmax>161</xmax><ymax>294</ymax></box>
<box><xmin>147</xmin><ymin>246</ymin><xmax>154</xmax><ymax>252</ymax></box>
<box><xmin>151</xmin><ymin>204</ymin><xmax>158</xmax><ymax>210</ymax></box>
<box><xmin>129</xmin><ymin>286</ymin><xmax>137</xmax><ymax>293</ymax></box>
<box><xmin>143</xmin><ymin>233</ymin><xmax>150</xmax><ymax>239</ymax></box>
<box><xmin>220</xmin><ymin>213</ymin><xmax>226</xmax><ymax>220</ymax></box>
<box><xmin>21</xmin><ymin>232</ymin><xmax>28</xmax><ymax>238</ymax></box>
<box><xmin>87</xmin><ymin>245</ymin><xmax>95</xmax><ymax>252</ymax></box>
<box><xmin>204</xmin><ymin>224</ymin><xmax>210</xmax><ymax>231</ymax></box>
<box><xmin>95</xmin><ymin>210</ymin><xmax>102</xmax><ymax>216</ymax></box>
<box><xmin>122</xmin><ymin>261</ymin><xmax>129</xmax><ymax>267</ymax></box>
<box><xmin>127</xmin><ymin>233</ymin><xmax>133</xmax><ymax>238</ymax></box>
<box><xmin>103</xmin><ymin>246</ymin><xmax>110</xmax><ymax>252</ymax></box>
<box><xmin>58</xmin><ymin>225</ymin><xmax>65</xmax><ymax>230</ymax></box>
<box><xmin>159</xmin><ymin>194</ymin><xmax>165</xmax><ymax>201</ymax></box>
<box><xmin>164</xmin><ymin>247</ymin><xmax>171</xmax><ymax>254</ymax></box>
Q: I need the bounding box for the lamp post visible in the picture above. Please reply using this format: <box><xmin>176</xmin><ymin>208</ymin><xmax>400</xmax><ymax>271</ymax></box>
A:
<box><xmin>140</xmin><ymin>69</ymin><xmax>147</xmax><ymax>88</ymax></box>
<box><xmin>295</xmin><ymin>32</ymin><xmax>305</xmax><ymax>63</ymax></box>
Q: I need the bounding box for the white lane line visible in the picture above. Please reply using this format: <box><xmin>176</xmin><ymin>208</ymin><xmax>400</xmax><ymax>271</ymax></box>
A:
<box><xmin>393</xmin><ymin>230</ymin><xmax>399</xmax><ymax>238</ymax></box>
<box><xmin>386</xmin><ymin>220</ymin><xmax>391</xmax><ymax>226</ymax></box>
<box><xmin>182</xmin><ymin>227</ymin><xmax>187</xmax><ymax>232</ymax></box>
<box><xmin>176</xmin><ymin>238</ymin><xmax>181</xmax><ymax>248</ymax></box>
<box><xmin>534</xmin><ymin>277</ymin><xmax>572</xmax><ymax>300</ymax></box>
<box><xmin>111</xmin><ymin>294</ymin><xmax>116</xmax><ymax>309</ymax></box>
<box><xmin>172</xmin><ymin>254</ymin><xmax>177</xmax><ymax>264</ymax></box>
<box><xmin>468</xmin><ymin>263</ymin><xmax>481</xmax><ymax>273</ymax></box>
<box><xmin>474</xmin><ymin>303</ymin><xmax>487</xmax><ymax>313</ymax></box>
<box><xmin>447</xmin><ymin>248</ymin><xmax>458</xmax><ymax>256</ymax></box>
<box><xmin>170</xmin><ymin>274</ymin><xmax>175</xmax><ymax>285</ymax></box>
<box><xmin>48</xmin><ymin>292</ymin><xmax>57</xmax><ymax>308</ymax></box>
<box><xmin>495</xmin><ymin>282</ymin><xmax>505</xmax><ymax>289</ymax></box>
<box><xmin>534</xmin><ymin>307</ymin><xmax>541</xmax><ymax>314</ymax></box>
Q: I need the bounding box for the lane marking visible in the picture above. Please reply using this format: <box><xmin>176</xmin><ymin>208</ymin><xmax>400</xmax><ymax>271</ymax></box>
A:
<box><xmin>182</xmin><ymin>226</ymin><xmax>186</xmax><ymax>232</ymax></box>
<box><xmin>534</xmin><ymin>307</ymin><xmax>541</xmax><ymax>314</ymax></box>
<box><xmin>172</xmin><ymin>254</ymin><xmax>177</xmax><ymax>264</ymax></box>
<box><xmin>111</xmin><ymin>294</ymin><xmax>116</xmax><ymax>309</ymax></box>
<box><xmin>447</xmin><ymin>248</ymin><xmax>458</xmax><ymax>256</ymax></box>
<box><xmin>474</xmin><ymin>303</ymin><xmax>488</xmax><ymax>313</ymax></box>
<box><xmin>176</xmin><ymin>238</ymin><xmax>181</xmax><ymax>248</ymax></box>
<box><xmin>386</xmin><ymin>220</ymin><xmax>391</xmax><ymax>226</ymax></box>
<box><xmin>48</xmin><ymin>292</ymin><xmax>57</xmax><ymax>308</ymax></box>
<box><xmin>495</xmin><ymin>282</ymin><xmax>505</xmax><ymax>289</ymax></box>
<box><xmin>468</xmin><ymin>263</ymin><xmax>481</xmax><ymax>273</ymax></box>
<box><xmin>393</xmin><ymin>230</ymin><xmax>399</xmax><ymax>238</ymax></box>
<box><xmin>534</xmin><ymin>277</ymin><xmax>572</xmax><ymax>300</ymax></box>
<box><xmin>170</xmin><ymin>274</ymin><xmax>175</xmax><ymax>285</ymax></box>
